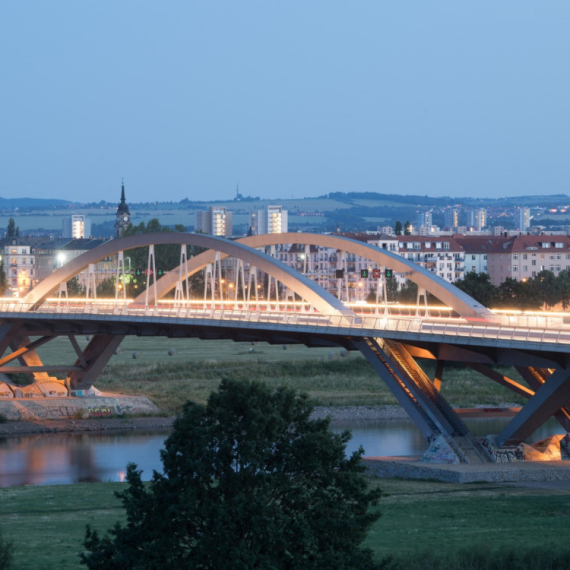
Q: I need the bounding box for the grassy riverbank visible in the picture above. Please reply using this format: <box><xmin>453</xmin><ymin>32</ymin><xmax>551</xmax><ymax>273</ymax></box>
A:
<box><xmin>2</xmin><ymin>478</ymin><xmax>569</xmax><ymax>569</ymax></box>
<box><xmin>30</xmin><ymin>336</ymin><xmax>527</xmax><ymax>414</ymax></box>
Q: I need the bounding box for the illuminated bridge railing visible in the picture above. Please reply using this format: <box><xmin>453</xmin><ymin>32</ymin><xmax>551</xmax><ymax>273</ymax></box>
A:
<box><xmin>1</xmin><ymin>301</ymin><xmax>570</xmax><ymax>348</ymax></box>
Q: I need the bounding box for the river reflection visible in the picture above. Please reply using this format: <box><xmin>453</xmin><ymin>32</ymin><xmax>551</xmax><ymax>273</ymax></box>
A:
<box><xmin>0</xmin><ymin>418</ymin><xmax>564</xmax><ymax>488</ymax></box>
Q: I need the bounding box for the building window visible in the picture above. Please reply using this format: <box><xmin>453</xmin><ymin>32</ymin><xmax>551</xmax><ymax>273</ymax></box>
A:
<box><xmin>523</xmin><ymin>266</ymin><xmax>527</xmax><ymax>272</ymax></box>
<box><xmin>471</xmin><ymin>266</ymin><xmax>476</xmax><ymax>272</ymax></box>
<box><xmin>513</xmin><ymin>254</ymin><xmax>518</xmax><ymax>260</ymax></box>
<box><xmin>532</xmin><ymin>260</ymin><xmax>536</xmax><ymax>266</ymax></box>
<box><xmin>555</xmin><ymin>243</ymin><xmax>564</xmax><ymax>248</ymax></box>
<box><xmin>443</xmin><ymin>242</ymin><xmax>450</xmax><ymax>250</ymax></box>
<box><xmin>542</xmin><ymin>242</ymin><xmax>551</xmax><ymax>248</ymax></box>
<box><xmin>513</xmin><ymin>265</ymin><xmax>518</xmax><ymax>272</ymax></box>
<box><xmin>523</xmin><ymin>254</ymin><xmax>528</xmax><ymax>260</ymax></box>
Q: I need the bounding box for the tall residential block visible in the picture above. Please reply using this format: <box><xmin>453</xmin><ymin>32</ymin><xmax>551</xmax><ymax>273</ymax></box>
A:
<box><xmin>62</xmin><ymin>215</ymin><xmax>91</xmax><ymax>239</ymax></box>
<box><xmin>196</xmin><ymin>207</ymin><xmax>233</xmax><ymax>237</ymax></box>
<box><xmin>518</xmin><ymin>207</ymin><xmax>530</xmax><ymax>231</ymax></box>
<box><xmin>416</xmin><ymin>210</ymin><xmax>432</xmax><ymax>230</ymax></box>
<box><xmin>250</xmin><ymin>205</ymin><xmax>288</xmax><ymax>235</ymax></box>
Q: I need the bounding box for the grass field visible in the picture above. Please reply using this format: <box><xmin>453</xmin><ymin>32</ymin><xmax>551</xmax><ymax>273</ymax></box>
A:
<box><xmin>1</xmin><ymin>477</ymin><xmax>569</xmax><ymax>569</ymax></box>
<box><xmin>29</xmin><ymin>336</ymin><xmax>527</xmax><ymax>414</ymax></box>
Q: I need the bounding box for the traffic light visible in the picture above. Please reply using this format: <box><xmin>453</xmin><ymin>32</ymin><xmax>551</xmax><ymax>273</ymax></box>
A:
<box><xmin>385</xmin><ymin>268</ymin><xmax>393</xmax><ymax>278</ymax></box>
<box><xmin>360</xmin><ymin>269</ymin><xmax>369</xmax><ymax>278</ymax></box>
<box><xmin>157</xmin><ymin>269</ymin><xmax>164</xmax><ymax>276</ymax></box>
<box><xmin>135</xmin><ymin>268</ymin><xmax>143</xmax><ymax>276</ymax></box>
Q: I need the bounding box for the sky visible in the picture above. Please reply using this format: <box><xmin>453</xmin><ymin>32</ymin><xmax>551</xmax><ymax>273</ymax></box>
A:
<box><xmin>1</xmin><ymin>1</ymin><xmax>569</xmax><ymax>203</ymax></box>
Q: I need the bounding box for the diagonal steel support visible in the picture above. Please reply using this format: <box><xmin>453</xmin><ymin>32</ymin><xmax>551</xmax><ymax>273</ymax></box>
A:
<box><xmin>9</xmin><ymin>333</ymin><xmax>54</xmax><ymax>382</ymax></box>
<box><xmin>516</xmin><ymin>367</ymin><xmax>570</xmax><ymax>433</ymax></box>
<box><xmin>354</xmin><ymin>338</ymin><xmax>438</xmax><ymax>439</ymax></box>
<box><xmin>354</xmin><ymin>338</ymin><xmax>468</xmax><ymax>439</ymax></box>
<box><xmin>0</xmin><ymin>335</ymin><xmax>56</xmax><ymax>368</ymax></box>
<box><xmin>467</xmin><ymin>363</ymin><xmax>535</xmax><ymax>400</ymax></box>
<box><xmin>496</xmin><ymin>368</ymin><xmax>570</xmax><ymax>447</ymax></box>
<box><xmin>433</xmin><ymin>360</ymin><xmax>445</xmax><ymax>391</ymax></box>
<box><xmin>67</xmin><ymin>335</ymin><xmax>88</xmax><ymax>368</ymax></box>
<box><xmin>68</xmin><ymin>334</ymin><xmax>125</xmax><ymax>389</ymax></box>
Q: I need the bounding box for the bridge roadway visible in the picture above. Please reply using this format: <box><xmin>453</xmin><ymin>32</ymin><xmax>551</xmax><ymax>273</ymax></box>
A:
<box><xmin>2</xmin><ymin>299</ymin><xmax>570</xmax><ymax>464</ymax></box>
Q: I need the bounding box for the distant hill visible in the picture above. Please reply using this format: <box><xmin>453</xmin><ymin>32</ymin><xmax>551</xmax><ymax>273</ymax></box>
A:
<box><xmin>0</xmin><ymin>197</ymin><xmax>71</xmax><ymax>209</ymax></box>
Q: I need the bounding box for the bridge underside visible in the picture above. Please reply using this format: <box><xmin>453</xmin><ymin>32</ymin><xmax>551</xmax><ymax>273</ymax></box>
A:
<box><xmin>1</xmin><ymin>313</ymin><xmax>569</xmax><ymax>463</ymax></box>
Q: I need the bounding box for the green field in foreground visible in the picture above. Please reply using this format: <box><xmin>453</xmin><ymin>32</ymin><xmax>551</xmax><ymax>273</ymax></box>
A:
<box><xmin>1</xmin><ymin>478</ymin><xmax>569</xmax><ymax>570</ymax></box>
<box><xmin>31</xmin><ymin>336</ymin><xmax>527</xmax><ymax>414</ymax></box>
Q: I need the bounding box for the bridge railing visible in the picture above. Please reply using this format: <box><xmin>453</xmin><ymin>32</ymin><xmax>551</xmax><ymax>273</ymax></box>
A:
<box><xmin>1</xmin><ymin>300</ymin><xmax>570</xmax><ymax>347</ymax></box>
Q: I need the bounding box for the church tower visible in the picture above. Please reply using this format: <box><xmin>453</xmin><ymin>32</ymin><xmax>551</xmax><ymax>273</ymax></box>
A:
<box><xmin>115</xmin><ymin>180</ymin><xmax>131</xmax><ymax>238</ymax></box>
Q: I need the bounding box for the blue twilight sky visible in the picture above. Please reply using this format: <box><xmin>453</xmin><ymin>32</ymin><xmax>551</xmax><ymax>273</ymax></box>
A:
<box><xmin>1</xmin><ymin>1</ymin><xmax>569</xmax><ymax>203</ymax></box>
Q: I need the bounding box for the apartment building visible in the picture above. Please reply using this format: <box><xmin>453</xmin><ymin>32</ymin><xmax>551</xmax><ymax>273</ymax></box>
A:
<box><xmin>195</xmin><ymin>207</ymin><xmax>233</xmax><ymax>237</ymax></box>
<box><xmin>1</xmin><ymin>238</ymin><xmax>36</xmax><ymax>296</ymax></box>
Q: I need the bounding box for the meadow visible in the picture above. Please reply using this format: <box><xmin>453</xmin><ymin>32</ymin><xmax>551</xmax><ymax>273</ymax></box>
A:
<box><xmin>32</xmin><ymin>336</ymin><xmax>526</xmax><ymax>414</ymax></box>
<box><xmin>1</xmin><ymin>477</ymin><xmax>569</xmax><ymax>569</ymax></box>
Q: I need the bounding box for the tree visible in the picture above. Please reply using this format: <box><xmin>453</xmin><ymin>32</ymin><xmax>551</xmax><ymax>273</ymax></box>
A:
<box><xmin>0</xmin><ymin>260</ymin><xmax>7</xmax><ymax>297</ymax></box>
<box><xmin>394</xmin><ymin>221</ymin><xmax>402</xmax><ymax>236</ymax></box>
<box><xmin>453</xmin><ymin>272</ymin><xmax>498</xmax><ymax>308</ymax></box>
<box><xmin>557</xmin><ymin>269</ymin><xmax>570</xmax><ymax>309</ymax></box>
<box><xmin>96</xmin><ymin>278</ymin><xmax>116</xmax><ymax>298</ymax></box>
<box><xmin>385</xmin><ymin>273</ymin><xmax>399</xmax><ymax>302</ymax></box>
<box><xmin>67</xmin><ymin>277</ymin><xmax>85</xmax><ymax>297</ymax></box>
<box><xmin>6</xmin><ymin>218</ymin><xmax>17</xmax><ymax>238</ymax></box>
<box><xmin>404</xmin><ymin>221</ymin><xmax>412</xmax><ymax>235</ymax></box>
<box><xmin>397</xmin><ymin>279</ymin><xmax>418</xmax><ymax>304</ymax></box>
<box><xmin>81</xmin><ymin>380</ymin><xmax>383</xmax><ymax>570</ymax></box>
<box><xmin>534</xmin><ymin>270</ymin><xmax>559</xmax><ymax>308</ymax></box>
<box><xmin>496</xmin><ymin>277</ymin><xmax>542</xmax><ymax>311</ymax></box>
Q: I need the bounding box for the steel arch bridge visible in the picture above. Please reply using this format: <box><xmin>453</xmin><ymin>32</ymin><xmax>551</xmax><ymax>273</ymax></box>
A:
<box><xmin>2</xmin><ymin>232</ymin><xmax>569</xmax><ymax>463</ymax></box>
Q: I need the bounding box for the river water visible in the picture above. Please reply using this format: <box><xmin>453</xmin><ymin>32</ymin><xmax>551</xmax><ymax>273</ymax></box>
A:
<box><xmin>0</xmin><ymin>418</ymin><xmax>564</xmax><ymax>488</ymax></box>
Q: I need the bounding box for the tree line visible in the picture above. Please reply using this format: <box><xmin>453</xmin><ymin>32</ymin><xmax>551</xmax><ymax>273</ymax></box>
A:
<box><xmin>454</xmin><ymin>270</ymin><xmax>570</xmax><ymax>310</ymax></box>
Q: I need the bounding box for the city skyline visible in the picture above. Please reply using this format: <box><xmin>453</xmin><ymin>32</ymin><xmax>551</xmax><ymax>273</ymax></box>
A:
<box><xmin>2</xmin><ymin>2</ymin><xmax>569</xmax><ymax>203</ymax></box>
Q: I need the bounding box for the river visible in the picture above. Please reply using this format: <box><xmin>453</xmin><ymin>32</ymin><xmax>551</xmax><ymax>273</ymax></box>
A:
<box><xmin>0</xmin><ymin>418</ymin><xmax>564</xmax><ymax>487</ymax></box>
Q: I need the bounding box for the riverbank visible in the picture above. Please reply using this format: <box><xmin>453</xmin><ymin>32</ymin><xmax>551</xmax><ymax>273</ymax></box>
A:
<box><xmin>0</xmin><ymin>403</ymin><xmax>522</xmax><ymax>437</ymax></box>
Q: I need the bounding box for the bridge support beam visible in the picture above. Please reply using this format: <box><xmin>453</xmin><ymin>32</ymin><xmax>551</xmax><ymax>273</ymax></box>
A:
<box><xmin>515</xmin><ymin>367</ymin><xmax>570</xmax><ymax>433</ymax></box>
<box><xmin>68</xmin><ymin>335</ymin><xmax>125</xmax><ymax>389</ymax></box>
<box><xmin>354</xmin><ymin>338</ymin><xmax>469</xmax><ymax>440</ymax></box>
<box><xmin>497</xmin><ymin>368</ymin><xmax>570</xmax><ymax>447</ymax></box>
<box><xmin>467</xmin><ymin>363</ymin><xmax>535</xmax><ymax>400</ymax></box>
<box><xmin>354</xmin><ymin>339</ymin><xmax>437</xmax><ymax>439</ymax></box>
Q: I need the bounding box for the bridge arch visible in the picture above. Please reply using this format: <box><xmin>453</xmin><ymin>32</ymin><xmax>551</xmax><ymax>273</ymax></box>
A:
<box><xmin>22</xmin><ymin>233</ymin><xmax>353</xmax><ymax>318</ymax></box>
<box><xmin>136</xmin><ymin>232</ymin><xmax>492</xmax><ymax>319</ymax></box>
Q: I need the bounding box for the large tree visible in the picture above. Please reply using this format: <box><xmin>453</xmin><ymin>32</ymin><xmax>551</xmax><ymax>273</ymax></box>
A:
<box><xmin>81</xmin><ymin>380</ymin><xmax>382</xmax><ymax>570</ymax></box>
<box><xmin>0</xmin><ymin>260</ymin><xmax>7</xmax><ymax>297</ymax></box>
<box><xmin>453</xmin><ymin>272</ymin><xmax>498</xmax><ymax>308</ymax></box>
<box><xmin>6</xmin><ymin>218</ymin><xmax>18</xmax><ymax>238</ymax></box>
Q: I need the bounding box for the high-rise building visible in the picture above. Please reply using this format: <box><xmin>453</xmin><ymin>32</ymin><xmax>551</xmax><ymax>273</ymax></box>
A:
<box><xmin>115</xmin><ymin>181</ymin><xmax>131</xmax><ymax>238</ymax></box>
<box><xmin>518</xmin><ymin>207</ymin><xmax>530</xmax><ymax>231</ymax></box>
<box><xmin>62</xmin><ymin>214</ymin><xmax>91</xmax><ymax>239</ymax></box>
<box><xmin>195</xmin><ymin>207</ymin><xmax>233</xmax><ymax>237</ymax></box>
<box><xmin>467</xmin><ymin>208</ymin><xmax>486</xmax><ymax>231</ymax></box>
<box><xmin>416</xmin><ymin>210</ymin><xmax>432</xmax><ymax>229</ymax></box>
<box><xmin>444</xmin><ymin>208</ymin><xmax>459</xmax><ymax>229</ymax></box>
<box><xmin>250</xmin><ymin>205</ymin><xmax>288</xmax><ymax>235</ymax></box>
